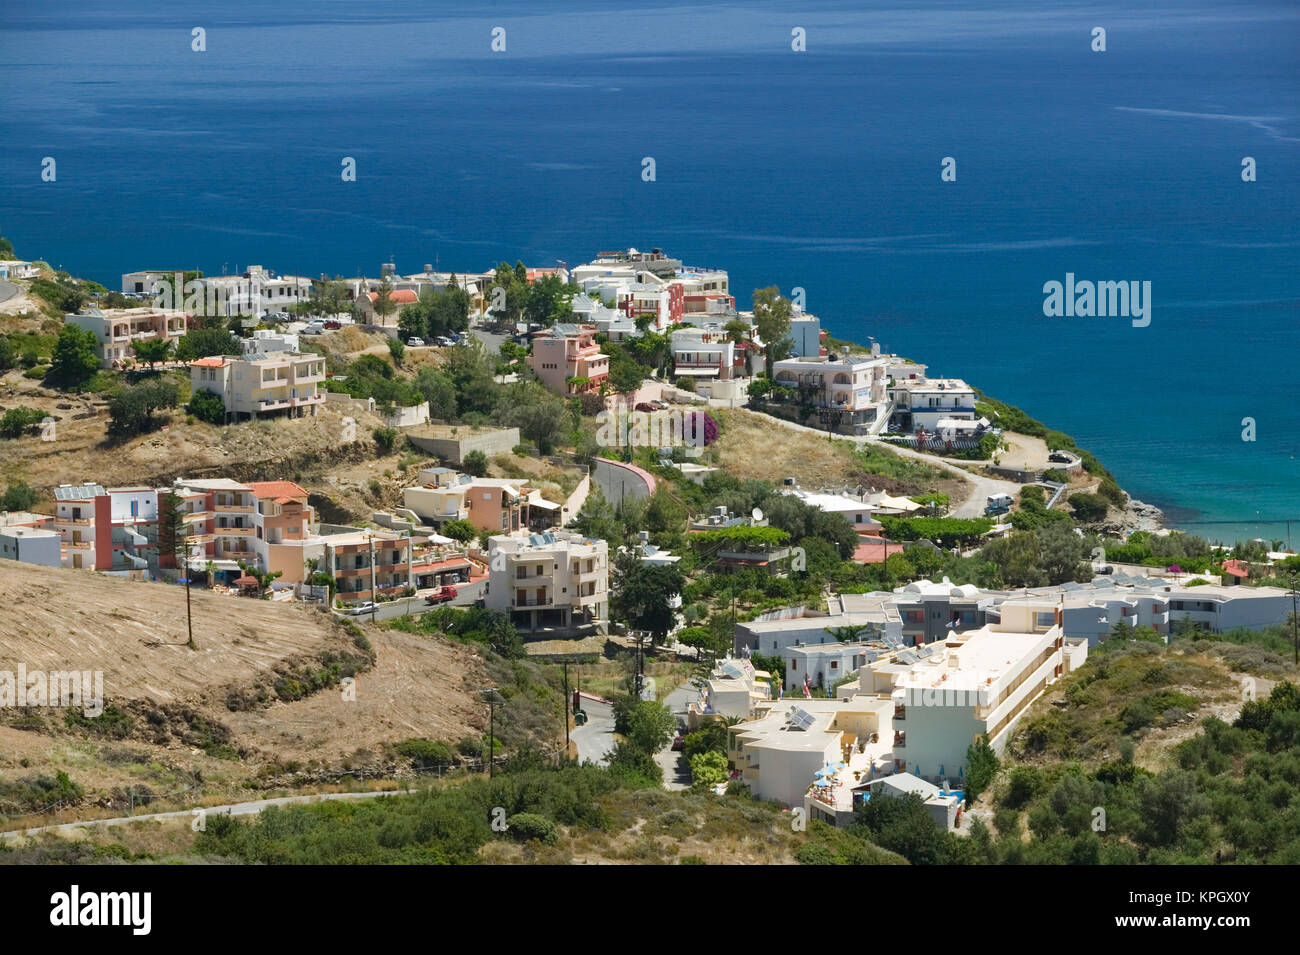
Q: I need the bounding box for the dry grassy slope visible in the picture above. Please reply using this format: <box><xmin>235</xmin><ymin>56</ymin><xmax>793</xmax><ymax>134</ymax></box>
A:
<box><xmin>710</xmin><ymin>407</ymin><xmax>966</xmax><ymax>497</ymax></box>
<box><xmin>0</xmin><ymin>561</ymin><xmax>487</xmax><ymax>775</ymax></box>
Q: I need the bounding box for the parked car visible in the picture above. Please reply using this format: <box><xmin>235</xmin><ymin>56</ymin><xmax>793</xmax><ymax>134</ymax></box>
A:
<box><xmin>302</xmin><ymin>324</ymin><xmax>324</xmax><ymax>335</ymax></box>
<box><xmin>671</xmin><ymin>734</ymin><xmax>684</xmax><ymax>751</ymax></box>
<box><xmin>436</xmin><ymin>336</ymin><xmax>454</xmax><ymax>346</ymax></box>
<box><xmin>635</xmin><ymin>402</ymin><xmax>658</xmax><ymax>412</ymax></box>
<box><xmin>650</xmin><ymin>399</ymin><xmax>670</xmax><ymax>410</ymax></box>
<box><xmin>346</xmin><ymin>601</ymin><xmax>376</xmax><ymax>616</ymax></box>
<box><xmin>1048</xmin><ymin>451</ymin><xmax>1073</xmax><ymax>464</ymax></box>
<box><xmin>424</xmin><ymin>585</ymin><xmax>458</xmax><ymax>605</ymax></box>
<box><xmin>407</xmin><ymin>337</ymin><xmax>425</xmax><ymax>347</ymax></box>
<box><xmin>323</xmin><ymin>320</ymin><xmax>341</xmax><ymax>330</ymax></box>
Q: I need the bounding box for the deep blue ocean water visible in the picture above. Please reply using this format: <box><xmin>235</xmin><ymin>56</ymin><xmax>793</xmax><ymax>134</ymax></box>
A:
<box><xmin>1</xmin><ymin>0</ymin><xmax>1296</xmax><ymax>545</ymax></box>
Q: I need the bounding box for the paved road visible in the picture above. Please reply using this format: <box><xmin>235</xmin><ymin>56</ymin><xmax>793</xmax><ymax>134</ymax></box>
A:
<box><xmin>654</xmin><ymin>680</ymin><xmax>699</xmax><ymax>790</ymax></box>
<box><xmin>336</xmin><ymin>578</ymin><xmax>486</xmax><ymax>623</ymax></box>
<box><xmin>0</xmin><ymin>789</ymin><xmax>404</xmax><ymax>842</ymax></box>
<box><xmin>571</xmin><ymin>697</ymin><xmax>615</xmax><ymax>766</ymax></box>
<box><xmin>0</xmin><ymin>281</ymin><xmax>19</xmax><ymax>304</ymax></box>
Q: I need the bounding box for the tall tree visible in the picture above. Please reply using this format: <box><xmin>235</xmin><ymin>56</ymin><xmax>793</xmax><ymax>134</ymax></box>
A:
<box><xmin>47</xmin><ymin>325</ymin><xmax>100</xmax><ymax>388</ymax></box>
<box><xmin>751</xmin><ymin>286</ymin><xmax>793</xmax><ymax>378</ymax></box>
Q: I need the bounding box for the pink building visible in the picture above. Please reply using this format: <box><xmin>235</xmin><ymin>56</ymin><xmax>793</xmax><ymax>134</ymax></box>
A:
<box><xmin>527</xmin><ymin>323</ymin><xmax>609</xmax><ymax>396</ymax></box>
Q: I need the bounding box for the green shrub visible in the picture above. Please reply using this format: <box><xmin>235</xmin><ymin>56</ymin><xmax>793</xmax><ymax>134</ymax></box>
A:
<box><xmin>186</xmin><ymin>387</ymin><xmax>226</xmax><ymax>424</ymax></box>
<box><xmin>508</xmin><ymin>812</ymin><xmax>558</xmax><ymax>845</ymax></box>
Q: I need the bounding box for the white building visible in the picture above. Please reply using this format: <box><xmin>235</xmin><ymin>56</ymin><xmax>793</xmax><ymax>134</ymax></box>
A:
<box><xmin>850</xmin><ymin>601</ymin><xmax>1086</xmax><ymax>782</ymax></box>
<box><xmin>66</xmin><ymin>308</ymin><xmax>188</xmax><ymax>368</ymax></box>
<box><xmin>0</xmin><ymin>526</ymin><xmax>61</xmax><ymax>568</ymax></box>
<box><xmin>0</xmin><ymin>260</ymin><xmax>40</xmax><ymax>280</ymax></box>
<box><xmin>484</xmin><ymin>530</ymin><xmax>608</xmax><ymax>633</ymax></box>
<box><xmin>772</xmin><ymin>353</ymin><xmax>890</xmax><ymax>435</ymax></box>
<box><xmin>888</xmin><ymin>376</ymin><xmax>979</xmax><ymax>434</ymax></box>
<box><xmin>728</xmin><ymin>695</ymin><xmax>895</xmax><ymax>811</ymax></box>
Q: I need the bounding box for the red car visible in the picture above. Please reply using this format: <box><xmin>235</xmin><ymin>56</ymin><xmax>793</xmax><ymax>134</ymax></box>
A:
<box><xmin>323</xmin><ymin>320</ymin><xmax>341</xmax><ymax>330</ymax></box>
<box><xmin>671</xmin><ymin>734</ymin><xmax>684</xmax><ymax>751</ymax></box>
<box><xmin>424</xmin><ymin>585</ymin><xmax>458</xmax><ymax>605</ymax></box>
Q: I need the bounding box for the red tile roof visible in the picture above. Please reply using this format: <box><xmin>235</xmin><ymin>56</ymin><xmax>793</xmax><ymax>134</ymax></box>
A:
<box><xmin>1222</xmin><ymin>559</ymin><xmax>1249</xmax><ymax>578</ymax></box>
<box><xmin>853</xmin><ymin>540</ymin><xmax>905</xmax><ymax>564</ymax></box>
<box><xmin>248</xmin><ymin>480</ymin><xmax>309</xmax><ymax>500</ymax></box>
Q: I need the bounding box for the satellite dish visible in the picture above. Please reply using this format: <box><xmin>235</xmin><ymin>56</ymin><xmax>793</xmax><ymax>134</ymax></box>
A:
<box><xmin>751</xmin><ymin>507</ymin><xmax>764</xmax><ymax>522</ymax></box>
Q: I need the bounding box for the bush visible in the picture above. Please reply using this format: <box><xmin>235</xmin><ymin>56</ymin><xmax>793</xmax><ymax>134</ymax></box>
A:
<box><xmin>373</xmin><ymin>427</ymin><xmax>397</xmax><ymax>453</ymax></box>
<box><xmin>793</xmin><ymin>842</ymin><xmax>840</xmax><ymax>865</ymax></box>
<box><xmin>106</xmin><ymin>379</ymin><xmax>179</xmax><ymax>436</ymax></box>
<box><xmin>0</xmin><ymin>406</ymin><xmax>46</xmax><ymax>438</ymax></box>
<box><xmin>395</xmin><ymin>738</ymin><xmax>455</xmax><ymax>769</ymax></box>
<box><xmin>462</xmin><ymin>449</ymin><xmax>489</xmax><ymax>477</ymax></box>
<box><xmin>1</xmin><ymin>481</ymin><xmax>39</xmax><ymax>511</ymax></box>
<box><xmin>508</xmin><ymin>812</ymin><xmax>558</xmax><ymax>845</ymax></box>
<box><xmin>1068</xmin><ymin>493</ymin><xmax>1109</xmax><ymax>523</ymax></box>
<box><xmin>186</xmin><ymin>388</ymin><xmax>226</xmax><ymax>424</ymax></box>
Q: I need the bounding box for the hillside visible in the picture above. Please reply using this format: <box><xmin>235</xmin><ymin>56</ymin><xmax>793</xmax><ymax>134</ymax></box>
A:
<box><xmin>0</xmin><ymin>561</ymin><xmax>492</xmax><ymax>826</ymax></box>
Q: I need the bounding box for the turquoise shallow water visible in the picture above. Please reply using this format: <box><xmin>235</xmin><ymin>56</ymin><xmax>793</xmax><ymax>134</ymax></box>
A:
<box><xmin>0</xmin><ymin>0</ymin><xmax>1296</xmax><ymax>544</ymax></box>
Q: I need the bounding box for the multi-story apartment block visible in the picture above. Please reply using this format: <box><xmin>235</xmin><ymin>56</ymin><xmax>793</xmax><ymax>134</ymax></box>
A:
<box><xmin>245</xmin><ymin>481</ymin><xmax>320</xmax><ymax>582</ymax></box>
<box><xmin>402</xmin><ymin>467</ymin><xmax>561</xmax><ymax>534</ymax></box>
<box><xmin>771</xmin><ymin>353</ymin><xmax>890</xmax><ymax>435</ymax></box>
<box><xmin>53</xmin><ymin>482</ymin><xmax>157</xmax><ymax>573</ymax></box>
<box><xmin>570</xmin><ymin>248</ymin><xmax>681</xmax><ymax>284</ymax></box>
<box><xmin>484</xmin><ymin>531</ymin><xmax>608</xmax><ymax>633</ymax></box>
<box><xmin>888</xmin><ymin>376</ymin><xmax>978</xmax><ymax>434</ymax></box>
<box><xmin>52</xmin><ymin>477</ymin><xmax>321</xmax><ymax>584</ymax></box>
<box><xmin>197</xmin><ymin>266</ymin><xmax>314</xmax><ymax>317</ymax></box>
<box><xmin>672</xmin><ymin>266</ymin><xmax>731</xmax><ymax>314</ymax></box>
<box><xmin>322</xmin><ymin>529</ymin><xmax>416</xmax><ymax>602</ymax></box>
<box><xmin>670</xmin><ymin>328</ymin><xmax>739</xmax><ymax>382</ymax></box>
<box><xmin>66</xmin><ymin>308</ymin><xmax>189</xmax><ymax>369</ymax></box>
<box><xmin>849</xmin><ymin>601</ymin><xmax>1087</xmax><ymax>780</ymax></box>
<box><xmin>190</xmin><ymin>351</ymin><xmax>326</xmax><ymax>422</ymax></box>
<box><xmin>527</xmin><ymin>324</ymin><xmax>609</xmax><ymax>396</ymax></box>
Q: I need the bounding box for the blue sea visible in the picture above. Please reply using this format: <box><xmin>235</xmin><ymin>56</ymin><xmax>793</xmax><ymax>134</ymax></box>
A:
<box><xmin>1</xmin><ymin>0</ymin><xmax>1297</xmax><ymax>545</ymax></box>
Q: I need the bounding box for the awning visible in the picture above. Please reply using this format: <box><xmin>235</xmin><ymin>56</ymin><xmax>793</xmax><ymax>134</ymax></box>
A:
<box><xmin>529</xmin><ymin>499</ymin><xmax>562</xmax><ymax>511</ymax></box>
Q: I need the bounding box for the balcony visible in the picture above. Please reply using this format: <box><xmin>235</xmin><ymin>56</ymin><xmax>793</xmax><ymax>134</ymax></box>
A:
<box><xmin>213</xmin><ymin>525</ymin><xmax>254</xmax><ymax>536</ymax></box>
<box><xmin>214</xmin><ymin>503</ymin><xmax>255</xmax><ymax>513</ymax></box>
<box><xmin>258</xmin><ymin>397</ymin><xmax>291</xmax><ymax>411</ymax></box>
<box><xmin>58</xmin><ymin>516</ymin><xmax>92</xmax><ymax>526</ymax></box>
<box><xmin>569</xmin><ymin>566</ymin><xmax>603</xmax><ymax>582</ymax></box>
<box><xmin>893</xmin><ymin>731</ymin><xmax>906</xmax><ymax>748</ymax></box>
<box><xmin>291</xmin><ymin>394</ymin><xmax>325</xmax><ymax>406</ymax></box>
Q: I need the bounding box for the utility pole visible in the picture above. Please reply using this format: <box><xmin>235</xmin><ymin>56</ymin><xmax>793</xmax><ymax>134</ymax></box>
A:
<box><xmin>369</xmin><ymin>532</ymin><xmax>377</xmax><ymax>625</ymax></box>
<box><xmin>183</xmin><ymin>529</ymin><xmax>193</xmax><ymax>648</ymax></box>
<box><xmin>562</xmin><ymin>660</ymin><xmax>571</xmax><ymax>755</ymax></box>
<box><xmin>1291</xmin><ymin>570</ymin><xmax>1298</xmax><ymax>668</ymax></box>
<box><xmin>487</xmin><ymin>692</ymin><xmax>498</xmax><ymax>778</ymax></box>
